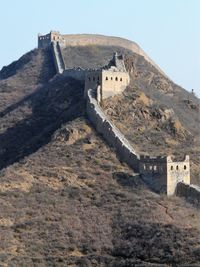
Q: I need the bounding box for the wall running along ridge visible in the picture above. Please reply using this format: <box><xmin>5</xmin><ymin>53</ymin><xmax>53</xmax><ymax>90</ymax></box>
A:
<box><xmin>176</xmin><ymin>182</ymin><xmax>200</xmax><ymax>207</ymax></box>
<box><xmin>51</xmin><ymin>42</ymin><xmax>66</xmax><ymax>74</ymax></box>
<box><xmin>50</xmin><ymin>41</ymin><xmax>140</xmax><ymax>170</ymax></box>
<box><xmin>48</xmin><ymin>38</ymin><xmax>192</xmax><ymax>197</ymax></box>
<box><xmin>86</xmin><ymin>87</ymin><xmax>139</xmax><ymax>171</ymax></box>
<box><xmin>38</xmin><ymin>32</ymin><xmax>167</xmax><ymax>78</ymax></box>
<box><xmin>63</xmin><ymin>67</ymin><xmax>86</xmax><ymax>81</ymax></box>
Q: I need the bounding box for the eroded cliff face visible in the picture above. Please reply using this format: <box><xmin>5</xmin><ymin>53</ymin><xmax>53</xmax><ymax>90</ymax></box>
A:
<box><xmin>0</xmin><ymin>44</ymin><xmax>200</xmax><ymax>266</ymax></box>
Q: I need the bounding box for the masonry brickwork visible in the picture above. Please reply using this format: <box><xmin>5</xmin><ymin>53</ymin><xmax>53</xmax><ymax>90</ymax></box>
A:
<box><xmin>85</xmin><ymin>53</ymin><xmax>130</xmax><ymax>102</ymax></box>
<box><xmin>38</xmin><ymin>31</ymin><xmax>65</xmax><ymax>48</ymax></box>
<box><xmin>40</xmin><ymin>32</ymin><xmax>192</xmax><ymax>197</ymax></box>
<box><xmin>87</xmin><ymin>87</ymin><xmax>139</xmax><ymax>171</ymax></box>
<box><xmin>139</xmin><ymin>155</ymin><xmax>190</xmax><ymax>196</ymax></box>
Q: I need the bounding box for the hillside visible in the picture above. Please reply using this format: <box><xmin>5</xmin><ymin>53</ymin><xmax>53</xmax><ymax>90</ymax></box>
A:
<box><xmin>0</xmin><ymin>45</ymin><xmax>200</xmax><ymax>266</ymax></box>
<box><xmin>102</xmin><ymin>53</ymin><xmax>200</xmax><ymax>184</ymax></box>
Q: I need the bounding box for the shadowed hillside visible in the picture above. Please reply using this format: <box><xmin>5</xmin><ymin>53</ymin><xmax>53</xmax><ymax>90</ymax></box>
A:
<box><xmin>0</xmin><ymin>45</ymin><xmax>200</xmax><ymax>266</ymax></box>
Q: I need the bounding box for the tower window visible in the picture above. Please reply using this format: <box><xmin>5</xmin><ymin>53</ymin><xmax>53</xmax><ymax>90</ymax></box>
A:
<box><xmin>171</xmin><ymin>166</ymin><xmax>173</xmax><ymax>170</ymax></box>
<box><xmin>111</xmin><ymin>77</ymin><xmax>113</xmax><ymax>80</ymax></box>
<box><xmin>93</xmin><ymin>77</ymin><xmax>95</xmax><ymax>81</ymax></box>
<box><xmin>120</xmin><ymin>78</ymin><xmax>123</xmax><ymax>81</ymax></box>
<box><xmin>176</xmin><ymin>165</ymin><xmax>179</xmax><ymax>170</ymax></box>
<box><xmin>106</xmin><ymin>77</ymin><xmax>108</xmax><ymax>80</ymax></box>
<box><xmin>115</xmin><ymin>77</ymin><xmax>118</xmax><ymax>81</ymax></box>
<box><xmin>184</xmin><ymin>165</ymin><xmax>187</xmax><ymax>170</ymax></box>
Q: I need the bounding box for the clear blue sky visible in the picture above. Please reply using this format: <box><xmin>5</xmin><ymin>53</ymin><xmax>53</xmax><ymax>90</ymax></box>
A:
<box><xmin>1</xmin><ymin>0</ymin><xmax>199</xmax><ymax>95</ymax></box>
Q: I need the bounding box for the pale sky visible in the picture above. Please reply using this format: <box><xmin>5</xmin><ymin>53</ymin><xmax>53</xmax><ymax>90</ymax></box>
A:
<box><xmin>1</xmin><ymin>0</ymin><xmax>199</xmax><ymax>96</ymax></box>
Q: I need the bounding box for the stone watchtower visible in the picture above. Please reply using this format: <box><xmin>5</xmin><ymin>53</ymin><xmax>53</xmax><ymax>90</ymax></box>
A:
<box><xmin>139</xmin><ymin>155</ymin><xmax>190</xmax><ymax>196</ymax></box>
<box><xmin>84</xmin><ymin>52</ymin><xmax>130</xmax><ymax>103</ymax></box>
<box><xmin>38</xmin><ymin>31</ymin><xmax>65</xmax><ymax>48</ymax></box>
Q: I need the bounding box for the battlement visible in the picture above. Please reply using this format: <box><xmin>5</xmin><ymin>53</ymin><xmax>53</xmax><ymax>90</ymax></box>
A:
<box><xmin>46</xmin><ymin>31</ymin><xmax>191</xmax><ymax>197</ymax></box>
<box><xmin>166</xmin><ymin>154</ymin><xmax>190</xmax><ymax>163</ymax></box>
<box><xmin>84</xmin><ymin>52</ymin><xmax>130</xmax><ymax>102</ymax></box>
<box><xmin>140</xmin><ymin>155</ymin><xmax>167</xmax><ymax>163</ymax></box>
<box><xmin>38</xmin><ymin>31</ymin><xmax>65</xmax><ymax>48</ymax></box>
<box><xmin>139</xmin><ymin>154</ymin><xmax>190</xmax><ymax>195</ymax></box>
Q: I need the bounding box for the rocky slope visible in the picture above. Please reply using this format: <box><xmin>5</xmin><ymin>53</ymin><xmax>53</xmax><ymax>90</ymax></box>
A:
<box><xmin>0</xmin><ymin>45</ymin><xmax>199</xmax><ymax>266</ymax></box>
<box><xmin>103</xmin><ymin>53</ymin><xmax>200</xmax><ymax>184</ymax></box>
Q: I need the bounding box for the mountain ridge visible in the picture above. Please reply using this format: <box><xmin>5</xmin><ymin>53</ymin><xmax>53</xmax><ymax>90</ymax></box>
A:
<box><xmin>0</xmin><ymin>43</ymin><xmax>200</xmax><ymax>266</ymax></box>
<box><xmin>38</xmin><ymin>32</ymin><xmax>168</xmax><ymax>77</ymax></box>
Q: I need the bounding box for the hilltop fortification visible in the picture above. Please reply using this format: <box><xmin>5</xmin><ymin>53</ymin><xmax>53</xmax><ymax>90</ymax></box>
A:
<box><xmin>37</xmin><ymin>31</ymin><xmax>192</xmax><ymax>196</ymax></box>
<box><xmin>38</xmin><ymin>31</ymin><xmax>167</xmax><ymax>77</ymax></box>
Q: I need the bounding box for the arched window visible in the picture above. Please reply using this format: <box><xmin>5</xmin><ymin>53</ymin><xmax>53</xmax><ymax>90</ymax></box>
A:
<box><xmin>184</xmin><ymin>165</ymin><xmax>187</xmax><ymax>170</ymax></box>
<box><xmin>171</xmin><ymin>166</ymin><xmax>173</xmax><ymax>170</ymax></box>
<box><xmin>93</xmin><ymin>77</ymin><xmax>95</xmax><ymax>81</ymax></box>
<box><xmin>120</xmin><ymin>78</ymin><xmax>123</xmax><ymax>81</ymax></box>
<box><xmin>143</xmin><ymin>164</ymin><xmax>146</xmax><ymax>170</ymax></box>
<box><xmin>154</xmin><ymin>165</ymin><xmax>157</xmax><ymax>171</ymax></box>
<box><xmin>115</xmin><ymin>77</ymin><xmax>118</xmax><ymax>81</ymax></box>
<box><xmin>106</xmin><ymin>77</ymin><xmax>108</xmax><ymax>81</ymax></box>
<box><xmin>88</xmin><ymin>77</ymin><xmax>91</xmax><ymax>81</ymax></box>
<box><xmin>111</xmin><ymin>77</ymin><xmax>113</xmax><ymax>80</ymax></box>
<box><xmin>176</xmin><ymin>165</ymin><xmax>179</xmax><ymax>170</ymax></box>
<box><xmin>149</xmin><ymin>165</ymin><xmax>152</xmax><ymax>170</ymax></box>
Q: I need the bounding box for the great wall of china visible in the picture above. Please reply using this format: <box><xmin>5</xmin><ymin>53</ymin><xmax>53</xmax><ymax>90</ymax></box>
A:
<box><xmin>86</xmin><ymin>87</ymin><xmax>139</xmax><ymax>171</ymax></box>
<box><xmin>38</xmin><ymin>31</ymin><xmax>200</xmax><ymax>203</ymax></box>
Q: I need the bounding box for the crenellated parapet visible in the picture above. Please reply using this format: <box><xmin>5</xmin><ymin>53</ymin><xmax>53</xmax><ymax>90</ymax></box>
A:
<box><xmin>47</xmin><ymin>31</ymin><xmax>191</xmax><ymax>197</ymax></box>
<box><xmin>38</xmin><ymin>31</ymin><xmax>65</xmax><ymax>49</ymax></box>
<box><xmin>139</xmin><ymin>154</ymin><xmax>190</xmax><ymax>195</ymax></box>
<box><xmin>84</xmin><ymin>52</ymin><xmax>130</xmax><ymax>102</ymax></box>
<box><xmin>86</xmin><ymin>87</ymin><xmax>139</xmax><ymax>171</ymax></box>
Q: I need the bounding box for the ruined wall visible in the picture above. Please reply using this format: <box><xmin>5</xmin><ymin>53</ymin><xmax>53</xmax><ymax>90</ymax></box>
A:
<box><xmin>86</xmin><ymin>87</ymin><xmax>139</xmax><ymax>171</ymax></box>
<box><xmin>167</xmin><ymin>155</ymin><xmax>190</xmax><ymax>196</ymax></box>
<box><xmin>176</xmin><ymin>182</ymin><xmax>200</xmax><ymax>207</ymax></box>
